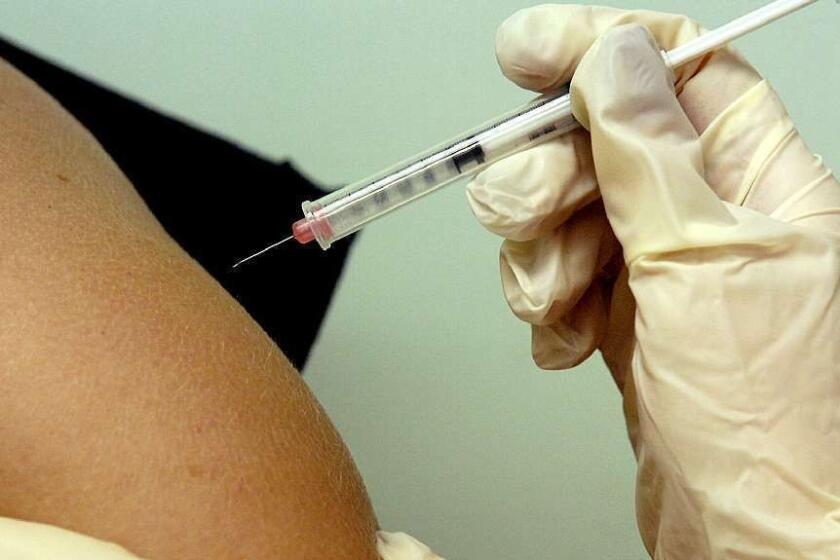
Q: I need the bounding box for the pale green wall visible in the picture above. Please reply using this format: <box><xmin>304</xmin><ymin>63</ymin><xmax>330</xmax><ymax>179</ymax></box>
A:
<box><xmin>1</xmin><ymin>1</ymin><xmax>836</xmax><ymax>557</ymax></box>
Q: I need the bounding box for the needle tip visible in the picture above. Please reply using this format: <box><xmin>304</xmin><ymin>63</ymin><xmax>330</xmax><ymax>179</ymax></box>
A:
<box><xmin>231</xmin><ymin>235</ymin><xmax>295</xmax><ymax>269</ymax></box>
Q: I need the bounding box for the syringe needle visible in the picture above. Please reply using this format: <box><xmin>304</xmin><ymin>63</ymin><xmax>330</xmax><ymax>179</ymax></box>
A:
<box><xmin>232</xmin><ymin>235</ymin><xmax>295</xmax><ymax>268</ymax></box>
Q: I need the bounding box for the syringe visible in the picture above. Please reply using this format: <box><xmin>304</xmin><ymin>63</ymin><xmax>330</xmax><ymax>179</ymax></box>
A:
<box><xmin>233</xmin><ymin>0</ymin><xmax>820</xmax><ymax>266</ymax></box>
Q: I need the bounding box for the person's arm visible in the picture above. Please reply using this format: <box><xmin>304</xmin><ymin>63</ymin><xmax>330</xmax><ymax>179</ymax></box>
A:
<box><xmin>0</xmin><ymin>35</ymin><xmax>357</xmax><ymax>370</ymax></box>
<box><xmin>0</xmin><ymin>57</ymin><xmax>379</xmax><ymax>559</ymax></box>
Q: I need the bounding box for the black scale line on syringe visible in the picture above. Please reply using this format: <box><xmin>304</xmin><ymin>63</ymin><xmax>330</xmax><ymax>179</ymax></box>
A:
<box><xmin>355</xmin><ymin>93</ymin><xmax>567</xmax><ymax>212</ymax></box>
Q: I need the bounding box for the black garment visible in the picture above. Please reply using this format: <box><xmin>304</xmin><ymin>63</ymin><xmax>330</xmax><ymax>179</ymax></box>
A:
<box><xmin>0</xmin><ymin>36</ymin><xmax>354</xmax><ymax>369</ymax></box>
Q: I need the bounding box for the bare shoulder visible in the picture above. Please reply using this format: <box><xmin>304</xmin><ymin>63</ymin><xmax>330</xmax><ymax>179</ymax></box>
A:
<box><xmin>0</xmin><ymin>57</ymin><xmax>378</xmax><ymax>560</ymax></box>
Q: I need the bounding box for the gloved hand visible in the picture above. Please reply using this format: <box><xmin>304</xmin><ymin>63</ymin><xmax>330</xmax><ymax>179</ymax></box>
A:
<box><xmin>468</xmin><ymin>6</ymin><xmax>840</xmax><ymax>558</ymax></box>
<box><xmin>0</xmin><ymin>517</ymin><xmax>144</xmax><ymax>559</ymax></box>
<box><xmin>376</xmin><ymin>531</ymin><xmax>445</xmax><ymax>560</ymax></box>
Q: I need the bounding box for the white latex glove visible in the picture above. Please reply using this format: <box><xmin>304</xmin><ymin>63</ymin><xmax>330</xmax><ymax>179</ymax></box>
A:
<box><xmin>0</xmin><ymin>519</ymin><xmax>445</xmax><ymax>560</ymax></box>
<box><xmin>468</xmin><ymin>6</ymin><xmax>840</xmax><ymax>558</ymax></box>
<box><xmin>377</xmin><ymin>531</ymin><xmax>445</xmax><ymax>560</ymax></box>
<box><xmin>0</xmin><ymin>517</ymin><xmax>143</xmax><ymax>559</ymax></box>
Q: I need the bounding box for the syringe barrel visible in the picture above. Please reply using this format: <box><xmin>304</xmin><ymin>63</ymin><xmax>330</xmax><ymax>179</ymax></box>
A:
<box><xmin>301</xmin><ymin>89</ymin><xmax>578</xmax><ymax>250</ymax></box>
<box><xmin>289</xmin><ymin>0</ymin><xmax>821</xmax><ymax>252</ymax></box>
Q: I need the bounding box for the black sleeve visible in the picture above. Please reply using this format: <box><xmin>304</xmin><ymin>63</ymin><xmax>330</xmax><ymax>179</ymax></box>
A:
<box><xmin>0</xmin><ymin>36</ymin><xmax>355</xmax><ymax>370</ymax></box>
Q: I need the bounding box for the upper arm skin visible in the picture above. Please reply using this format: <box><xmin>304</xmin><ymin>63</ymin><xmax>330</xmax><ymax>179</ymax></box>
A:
<box><xmin>0</xmin><ymin>59</ymin><xmax>379</xmax><ymax>559</ymax></box>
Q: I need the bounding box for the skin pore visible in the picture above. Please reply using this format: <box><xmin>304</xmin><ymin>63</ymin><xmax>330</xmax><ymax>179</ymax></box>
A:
<box><xmin>0</xmin><ymin>58</ymin><xmax>379</xmax><ymax>559</ymax></box>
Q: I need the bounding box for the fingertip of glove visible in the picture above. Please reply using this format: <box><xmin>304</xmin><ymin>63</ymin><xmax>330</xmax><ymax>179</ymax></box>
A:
<box><xmin>532</xmin><ymin>324</ymin><xmax>594</xmax><ymax>371</ymax></box>
<box><xmin>495</xmin><ymin>5</ymin><xmax>574</xmax><ymax>92</ymax></box>
<box><xmin>466</xmin><ymin>154</ymin><xmax>537</xmax><ymax>241</ymax></box>
<box><xmin>605</xmin><ymin>23</ymin><xmax>666</xmax><ymax>72</ymax></box>
<box><xmin>530</xmin><ymin>291</ymin><xmax>605</xmax><ymax>371</ymax></box>
<box><xmin>570</xmin><ymin>23</ymin><xmax>675</xmax><ymax>127</ymax></box>
<box><xmin>468</xmin><ymin>136</ymin><xmax>599</xmax><ymax>242</ymax></box>
<box><xmin>376</xmin><ymin>531</ymin><xmax>444</xmax><ymax>560</ymax></box>
<box><xmin>572</xmin><ymin>23</ymin><xmax>670</xmax><ymax>94</ymax></box>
